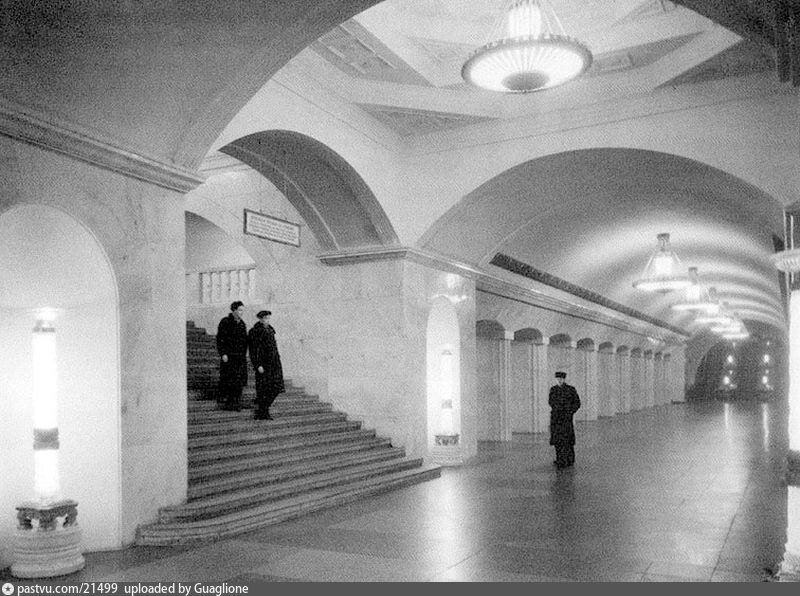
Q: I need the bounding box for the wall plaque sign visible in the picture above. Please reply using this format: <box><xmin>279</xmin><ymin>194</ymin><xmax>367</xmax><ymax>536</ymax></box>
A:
<box><xmin>243</xmin><ymin>209</ymin><xmax>300</xmax><ymax>247</ymax></box>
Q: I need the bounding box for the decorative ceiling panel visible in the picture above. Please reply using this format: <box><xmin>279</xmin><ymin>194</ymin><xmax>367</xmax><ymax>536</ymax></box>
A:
<box><xmin>587</xmin><ymin>33</ymin><xmax>698</xmax><ymax>76</ymax></box>
<box><xmin>311</xmin><ymin>20</ymin><xmax>431</xmax><ymax>86</ymax></box>
<box><xmin>660</xmin><ymin>39</ymin><xmax>775</xmax><ymax>87</ymax></box>
<box><xmin>358</xmin><ymin>104</ymin><xmax>496</xmax><ymax>136</ymax></box>
<box><xmin>616</xmin><ymin>0</ymin><xmax>677</xmax><ymax>24</ymax></box>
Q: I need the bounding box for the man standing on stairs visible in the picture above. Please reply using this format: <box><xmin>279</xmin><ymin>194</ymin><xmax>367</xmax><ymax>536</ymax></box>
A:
<box><xmin>248</xmin><ymin>310</ymin><xmax>285</xmax><ymax>420</ymax></box>
<box><xmin>216</xmin><ymin>301</ymin><xmax>248</xmax><ymax>411</ymax></box>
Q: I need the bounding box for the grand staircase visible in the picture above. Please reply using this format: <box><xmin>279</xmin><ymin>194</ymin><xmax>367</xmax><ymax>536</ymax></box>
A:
<box><xmin>136</xmin><ymin>321</ymin><xmax>441</xmax><ymax>545</ymax></box>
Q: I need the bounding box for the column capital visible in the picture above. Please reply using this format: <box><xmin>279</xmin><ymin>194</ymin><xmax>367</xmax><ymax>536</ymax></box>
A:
<box><xmin>539</xmin><ymin>338</ymin><xmax>549</xmax><ymax>346</ymax></box>
<box><xmin>503</xmin><ymin>330</ymin><xmax>515</xmax><ymax>341</ymax></box>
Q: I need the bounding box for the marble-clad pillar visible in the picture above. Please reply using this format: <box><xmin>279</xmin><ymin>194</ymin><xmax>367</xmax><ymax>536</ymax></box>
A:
<box><xmin>581</xmin><ymin>347</ymin><xmax>599</xmax><ymax>421</ymax></box>
<box><xmin>630</xmin><ymin>350</ymin><xmax>643</xmax><ymax>410</ymax></box>
<box><xmin>510</xmin><ymin>339</ymin><xmax>534</xmax><ymax>434</ymax></box>
<box><xmin>533</xmin><ymin>339</ymin><xmax>550</xmax><ymax>434</ymax></box>
<box><xmin>644</xmin><ymin>352</ymin><xmax>655</xmax><ymax>409</ymax></box>
<box><xmin>500</xmin><ymin>330</ymin><xmax>514</xmax><ymax>441</ymax></box>
<box><xmin>0</xmin><ymin>138</ymin><xmax>191</xmax><ymax>548</ymax></box>
<box><xmin>617</xmin><ymin>348</ymin><xmax>631</xmax><ymax>414</ymax></box>
<box><xmin>597</xmin><ymin>349</ymin><xmax>614</xmax><ymax>417</ymax></box>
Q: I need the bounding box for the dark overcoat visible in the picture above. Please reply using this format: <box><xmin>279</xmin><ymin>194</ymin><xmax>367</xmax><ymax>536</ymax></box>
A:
<box><xmin>247</xmin><ymin>321</ymin><xmax>285</xmax><ymax>397</ymax></box>
<box><xmin>549</xmin><ymin>383</ymin><xmax>581</xmax><ymax>446</ymax></box>
<box><xmin>216</xmin><ymin>314</ymin><xmax>248</xmax><ymax>388</ymax></box>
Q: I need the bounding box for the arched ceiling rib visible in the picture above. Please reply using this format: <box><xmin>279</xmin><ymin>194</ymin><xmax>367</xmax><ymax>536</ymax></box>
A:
<box><xmin>420</xmin><ymin>148</ymin><xmax>787</xmax><ymax>341</ymax></box>
<box><xmin>221</xmin><ymin>130</ymin><xmax>398</xmax><ymax>252</ymax></box>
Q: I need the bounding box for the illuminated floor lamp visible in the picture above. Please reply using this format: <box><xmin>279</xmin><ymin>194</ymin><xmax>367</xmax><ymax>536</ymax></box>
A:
<box><xmin>12</xmin><ymin>308</ymin><xmax>85</xmax><ymax>578</ymax></box>
<box><xmin>432</xmin><ymin>349</ymin><xmax>464</xmax><ymax>466</ymax></box>
<box><xmin>771</xmin><ymin>212</ymin><xmax>800</xmax><ymax>581</ymax></box>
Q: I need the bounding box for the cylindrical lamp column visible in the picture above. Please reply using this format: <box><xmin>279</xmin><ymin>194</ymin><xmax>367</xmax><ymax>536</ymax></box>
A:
<box><xmin>12</xmin><ymin>309</ymin><xmax>85</xmax><ymax>578</ymax></box>
<box><xmin>771</xmin><ymin>211</ymin><xmax>800</xmax><ymax>580</ymax></box>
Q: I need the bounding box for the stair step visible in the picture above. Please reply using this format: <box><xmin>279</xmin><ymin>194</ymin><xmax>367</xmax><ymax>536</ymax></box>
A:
<box><xmin>188</xmin><ymin>420</ymin><xmax>363</xmax><ymax>450</ymax></box>
<box><xmin>188</xmin><ymin>403</ymin><xmax>333</xmax><ymax>424</ymax></box>
<box><xmin>187</xmin><ymin>396</ymin><xmax>319</xmax><ymax>412</ymax></box>
<box><xmin>188</xmin><ymin>412</ymin><xmax>348</xmax><ymax>437</ymax></box>
<box><xmin>139</xmin><ymin>320</ymin><xmax>440</xmax><ymax>546</ymax></box>
<box><xmin>137</xmin><ymin>465</ymin><xmax>441</xmax><ymax>545</ymax></box>
<box><xmin>189</xmin><ymin>436</ymin><xmax>392</xmax><ymax>481</ymax></box>
<box><xmin>188</xmin><ymin>428</ymin><xmax>380</xmax><ymax>465</ymax></box>
<box><xmin>188</xmin><ymin>446</ymin><xmax>407</xmax><ymax>499</ymax></box>
<box><xmin>159</xmin><ymin>457</ymin><xmax>427</xmax><ymax>523</ymax></box>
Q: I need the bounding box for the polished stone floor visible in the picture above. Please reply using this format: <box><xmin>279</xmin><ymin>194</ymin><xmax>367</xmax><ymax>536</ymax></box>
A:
<box><xmin>3</xmin><ymin>398</ymin><xmax>791</xmax><ymax>582</ymax></box>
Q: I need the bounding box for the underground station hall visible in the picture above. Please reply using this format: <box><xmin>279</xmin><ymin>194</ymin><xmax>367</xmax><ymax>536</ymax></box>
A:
<box><xmin>2</xmin><ymin>0</ymin><xmax>800</xmax><ymax>584</ymax></box>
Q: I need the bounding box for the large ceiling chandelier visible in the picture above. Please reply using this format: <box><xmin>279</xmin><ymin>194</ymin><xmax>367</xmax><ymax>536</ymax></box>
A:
<box><xmin>461</xmin><ymin>0</ymin><xmax>593</xmax><ymax>93</ymax></box>
<box><xmin>632</xmin><ymin>233</ymin><xmax>692</xmax><ymax>293</ymax></box>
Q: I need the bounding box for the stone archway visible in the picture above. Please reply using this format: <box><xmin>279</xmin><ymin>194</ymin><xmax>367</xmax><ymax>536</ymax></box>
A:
<box><xmin>0</xmin><ymin>204</ymin><xmax>121</xmax><ymax>563</ymax></box>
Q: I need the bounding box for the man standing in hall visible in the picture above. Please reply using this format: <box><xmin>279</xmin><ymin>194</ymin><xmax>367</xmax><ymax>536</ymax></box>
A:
<box><xmin>216</xmin><ymin>301</ymin><xmax>248</xmax><ymax>411</ymax></box>
<box><xmin>247</xmin><ymin>310</ymin><xmax>285</xmax><ymax>420</ymax></box>
<box><xmin>549</xmin><ymin>371</ymin><xmax>581</xmax><ymax>469</ymax></box>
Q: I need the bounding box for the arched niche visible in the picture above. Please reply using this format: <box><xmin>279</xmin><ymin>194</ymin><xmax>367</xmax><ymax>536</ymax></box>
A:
<box><xmin>599</xmin><ymin>342</ymin><xmax>615</xmax><ymax>354</ymax></box>
<box><xmin>577</xmin><ymin>338</ymin><xmax>596</xmax><ymax>351</ymax></box>
<box><xmin>0</xmin><ymin>204</ymin><xmax>121</xmax><ymax>560</ymax></box>
<box><xmin>476</xmin><ymin>319</ymin><xmax>506</xmax><ymax>340</ymax></box>
<box><xmin>514</xmin><ymin>328</ymin><xmax>543</xmax><ymax>344</ymax></box>
<box><xmin>426</xmin><ymin>297</ymin><xmax>461</xmax><ymax>451</ymax></box>
<box><xmin>617</xmin><ymin>345</ymin><xmax>630</xmax><ymax>356</ymax></box>
<box><xmin>631</xmin><ymin>348</ymin><xmax>643</xmax><ymax>358</ymax></box>
<box><xmin>644</xmin><ymin>350</ymin><xmax>654</xmax><ymax>359</ymax></box>
<box><xmin>549</xmin><ymin>333</ymin><xmax>573</xmax><ymax>348</ymax></box>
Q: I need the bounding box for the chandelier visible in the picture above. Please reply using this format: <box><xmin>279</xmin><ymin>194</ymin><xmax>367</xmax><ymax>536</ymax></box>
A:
<box><xmin>670</xmin><ymin>267</ymin><xmax>716</xmax><ymax>311</ymax></box>
<box><xmin>461</xmin><ymin>0</ymin><xmax>592</xmax><ymax>93</ymax></box>
<box><xmin>632</xmin><ymin>233</ymin><xmax>692</xmax><ymax>293</ymax></box>
<box><xmin>694</xmin><ymin>292</ymin><xmax>735</xmax><ymax>326</ymax></box>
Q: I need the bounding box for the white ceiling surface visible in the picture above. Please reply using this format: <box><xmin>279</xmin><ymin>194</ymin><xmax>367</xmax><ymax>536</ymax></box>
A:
<box><xmin>306</xmin><ymin>0</ymin><xmax>743</xmax><ymax>128</ymax></box>
<box><xmin>217</xmin><ymin>1</ymin><xmax>787</xmax><ymax>339</ymax></box>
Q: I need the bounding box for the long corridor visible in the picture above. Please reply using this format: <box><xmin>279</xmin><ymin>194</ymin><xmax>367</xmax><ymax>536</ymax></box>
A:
<box><xmin>3</xmin><ymin>398</ymin><xmax>789</xmax><ymax>582</ymax></box>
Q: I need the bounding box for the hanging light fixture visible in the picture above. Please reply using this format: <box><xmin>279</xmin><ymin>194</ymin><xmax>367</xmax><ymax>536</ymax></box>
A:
<box><xmin>694</xmin><ymin>293</ymin><xmax>735</xmax><ymax>326</ymax></box>
<box><xmin>671</xmin><ymin>267</ymin><xmax>716</xmax><ymax>311</ymax></box>
<box><xmin>711</xmin><ymin>312</ymin><xmax>746</xmax><ymax>335</ymax></box>
<box><xmin>461</xmin><ymin>0</ymin><xmax>592</xmax><ymax>93</ymax></box>
<box><xmin>632</xmin><ymin>233</ymin><xmax>692</xmax><ymax>293</ymax></box>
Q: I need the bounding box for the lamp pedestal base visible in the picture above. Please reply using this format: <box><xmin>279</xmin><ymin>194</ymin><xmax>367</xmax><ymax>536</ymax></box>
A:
<box><xmin>11</xmin><ymin>500</ymin><xmax>85</xmax><ymax>579</ymax></box>
<box><xmin>778</xmin><ymin>552</ymin><xmax>800</xmax><ymax>582</ymax></box>
<box><xmin>431</xmin><ymin>434</ymin><xmax>464</xmax><ymax>466</ymax></box>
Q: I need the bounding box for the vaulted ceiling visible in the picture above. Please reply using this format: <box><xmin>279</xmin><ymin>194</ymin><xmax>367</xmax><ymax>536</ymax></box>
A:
<box><xmin>1</xmin><ymin>0</ymin><xmax>794</xmax><ymax>345</ymax></box>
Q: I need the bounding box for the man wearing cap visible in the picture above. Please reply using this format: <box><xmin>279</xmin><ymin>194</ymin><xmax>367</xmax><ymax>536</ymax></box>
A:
<box><xmin>247</xmin><ymin>310</ymin><xmax>285</xmax><ymax>420</ymax></box>
<box><xmin>549</xmin><ymin>371</ymin><xmax>581</xmax><ymax>469</ymax></box>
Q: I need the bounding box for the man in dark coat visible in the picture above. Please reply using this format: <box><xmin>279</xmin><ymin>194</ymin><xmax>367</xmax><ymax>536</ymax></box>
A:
<box><xmin>549</xmin><ymin>371</ymin><xmax>581</xmax><ymax>469</ymax></box>
<box><xmin>216</xmin><ymin>301</ymin><xmax>248</xmax><ymax>411</ymax></box>
<box><xmin>247</xmin><ymin>310</ymin><xmax>285</xmax><ymax>420</ymax></box>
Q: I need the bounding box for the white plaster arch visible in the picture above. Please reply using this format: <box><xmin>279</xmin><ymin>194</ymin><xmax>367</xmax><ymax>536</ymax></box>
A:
<box><xmin>0</xmin><ymin>203</ymin><xmax>122</xmax><ymax>562</ymax></box>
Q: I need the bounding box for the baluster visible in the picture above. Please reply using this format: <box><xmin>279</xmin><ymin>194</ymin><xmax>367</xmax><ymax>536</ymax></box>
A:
<box><xmin>229</xmin><ymin>269</ymin><xmax>240</xmax><ymax>300</ymax></box>
<box><xmin>247</xmin><ymin>268</ymin><xmax>256</xmax><ymax>298</ymax></box>
<box><xmin>201</xmin><ymin>272</ymin><xmax>212</xmax><ymax>304</ymax></box>
<box><xmin>238</xmin><ymin>269</ymin><xmax>248</xmax><ymax>299</ymax></box>
<box><xmin>211</xmin><ymin>272</ymin><xmax>221</xmax><ymax>303</ymax></box>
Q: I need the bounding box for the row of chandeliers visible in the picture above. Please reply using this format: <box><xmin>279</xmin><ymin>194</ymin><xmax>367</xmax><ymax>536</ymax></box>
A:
<box><xmin>632</xmin><ymin>233</ymin><xmax>750</xmax><ymax>341</ymax></box>
<box><xmin>458</xmin><ymin>4</ymin><xmax>745</xmax><ymax>340</ymax></box>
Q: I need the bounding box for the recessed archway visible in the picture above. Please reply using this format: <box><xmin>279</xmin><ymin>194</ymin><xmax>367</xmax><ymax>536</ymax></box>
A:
<box><xmin>0</xmin><ymin>204</ymin><xmax>121</xmax><ymax>558</ymax></box>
